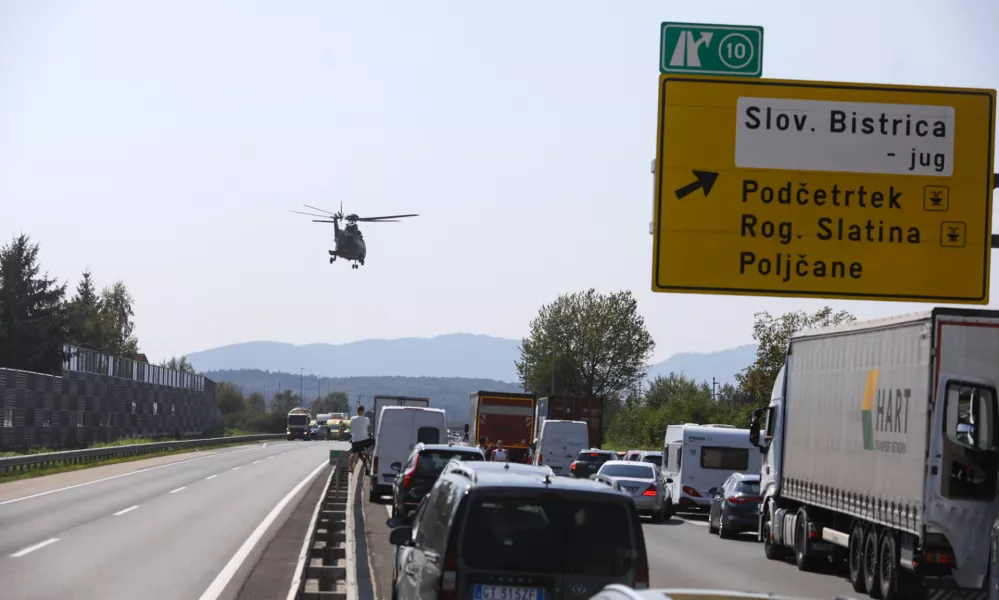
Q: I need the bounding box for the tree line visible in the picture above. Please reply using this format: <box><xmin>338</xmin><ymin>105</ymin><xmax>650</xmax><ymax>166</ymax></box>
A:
<box><xmin>514</xmin><ymin>288</ymin><xmax>856</xmax><ymax>449</ymax></box>
<box><xmin>0</xmin><ymin>234</ymin><xmax>140</xmax><ymax>374</ymax></box>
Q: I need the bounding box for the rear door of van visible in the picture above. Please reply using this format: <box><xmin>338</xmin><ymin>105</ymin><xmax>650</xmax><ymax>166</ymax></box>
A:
<box><xmin>541</xmin><ymin>422</ymin><xmax>569</xmax><ymax>474</ymax></box>
<box><xmin>374</xmin><ymin>409</ymin><xmax>415</xmax><ymax>492</ymax></box>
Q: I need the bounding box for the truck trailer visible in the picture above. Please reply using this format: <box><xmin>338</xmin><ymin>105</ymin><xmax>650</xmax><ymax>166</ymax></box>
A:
<box><xmin>749</xmin><ymin>308</ymin><xmax>999</xmax><ymax>600</ymax></box>
<box><xmin>534</xmin><ymin>395</ymin><xmax>605</xmax><ymax>448</ymax></box>
<box><xmin>371</xmin><ymin>395</ymin><xmax>430</xmax><ymax>440</ymax></box>
<box><xmin>470</xmin><ymin>391</ymin><xmax>536</xmax><ymax>463</ymax></box>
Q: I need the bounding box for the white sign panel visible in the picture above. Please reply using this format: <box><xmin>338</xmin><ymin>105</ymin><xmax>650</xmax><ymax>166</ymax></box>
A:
<box><xmin>734</xmin><ymin>97</ymin><xmax>956</xmax><ymax>177</ymax></box>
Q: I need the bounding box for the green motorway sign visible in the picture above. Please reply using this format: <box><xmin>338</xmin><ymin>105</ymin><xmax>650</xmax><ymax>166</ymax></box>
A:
<box><xmin>660</xmin><ymin>22</ymin><xmax>764</xmax><ymax>77</ymax></box>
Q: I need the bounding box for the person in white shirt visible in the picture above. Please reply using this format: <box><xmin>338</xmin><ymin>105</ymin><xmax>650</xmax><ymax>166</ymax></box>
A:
<box><xmin>348</xmin><ymin>406</ymin><xmax>373</xmax><ymax>474</ymax></box>
<box><xmin>490</xmin><ymin>440</ymin><xmax>508</xmax><ymax>462</ymax></box>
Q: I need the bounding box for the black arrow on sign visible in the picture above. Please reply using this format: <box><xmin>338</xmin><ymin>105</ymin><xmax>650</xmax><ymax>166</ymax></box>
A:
<box><xmin>674</xmin><ymin>170</ymin><xmax>719</xmax><ymax>199</ymax></box>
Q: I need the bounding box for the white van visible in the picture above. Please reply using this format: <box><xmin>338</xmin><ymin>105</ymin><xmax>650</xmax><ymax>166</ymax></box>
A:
<box><xmin>661</xmin><ymin>423</ymin><xmax>761</xmax><ymax>515</ymax></box>
<box><xmin>369</xmin><ymin>406</ymin><xmax>447</xmax><ymax>503</ymax></box>
<box><xmin>533</xmin><ymin>419</ymin><xmax>590</xmax><ymax>475</ymax></box>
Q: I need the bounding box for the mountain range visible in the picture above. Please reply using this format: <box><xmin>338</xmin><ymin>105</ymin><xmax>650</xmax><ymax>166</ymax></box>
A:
<box><xmin>186</xmin><ymin>334</ymin><xmax>757</xmax><ymax>386</ymax></box>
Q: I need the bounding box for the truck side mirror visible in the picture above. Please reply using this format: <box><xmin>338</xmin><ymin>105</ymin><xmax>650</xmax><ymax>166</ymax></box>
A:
<box><xmin>748</xmin><ymin>408</ymin><xmax>764</xmax><ymax>447</ymax></box>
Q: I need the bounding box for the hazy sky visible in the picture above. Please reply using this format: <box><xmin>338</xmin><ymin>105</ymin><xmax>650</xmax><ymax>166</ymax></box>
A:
<box><xmin>2</xmin><ymin>0</ymin><xmax>998</xmax><ymax>365</ymax></box>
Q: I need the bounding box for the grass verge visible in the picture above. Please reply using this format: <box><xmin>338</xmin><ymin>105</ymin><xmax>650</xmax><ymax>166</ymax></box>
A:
<box><xmin>0</xmin><ymin>439</ymin><xmax>275</xmax><ymax>485</ymax></box>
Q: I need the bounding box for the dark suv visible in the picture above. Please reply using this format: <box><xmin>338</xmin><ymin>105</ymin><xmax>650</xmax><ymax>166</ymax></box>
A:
<box><xmin>390</xmin><ymin>443</ymin><xmax>485</xmax><ymax>521</ymax></box>
<box><xmin>569</xmin><ymin>449</ymin><xmax>616</xmax><ymax>478</ymax></box>
<box><xmin>388</xmin><ymin>461</ymin><xmax>650</xmax><ymax>600</ymax></box>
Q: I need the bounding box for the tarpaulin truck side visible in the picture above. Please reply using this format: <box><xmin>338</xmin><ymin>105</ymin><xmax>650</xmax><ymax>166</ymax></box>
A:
<box><xmin>470</xmin><ymin>391</ymin><xmax>536</xmax><ymax>463</ymax></box>
<box><xmin>749</xmin><ymin>308</ymin><xmax>999</xmax><ymax>600</ymax></box>
<box><xmin>534</xmin><ymin>395</ymin><xmax>604</xmax><ymax>448</ymax></box>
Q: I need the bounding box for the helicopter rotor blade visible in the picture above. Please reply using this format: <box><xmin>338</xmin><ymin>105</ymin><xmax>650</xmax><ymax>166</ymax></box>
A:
<box><xmin>303</xmin><ymin>204</ymin><xmax>339</xmax><ymax>216</ymax></box>
<box><xmin>292</xmin><ymin>210</ymin><xmax>334</xmax><ymax>218</ymax></box>
<box><xmin>356</xmin><ymin>214</ymin><xmax>419</xmax><ymax>221</ymax></box>
<box><xmin>311</xmin><ymin>220</ymin><xmax>338</xmax><ymax>224</ymax></box>
<box><xmin>355</xmin><ymin>219</ymin><xmax>401</xmax><ymax>222</ymax></box>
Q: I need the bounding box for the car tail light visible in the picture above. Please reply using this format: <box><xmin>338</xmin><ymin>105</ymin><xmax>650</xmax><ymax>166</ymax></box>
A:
<box><xmin>570</xmin><ymin>462</ymin><xmax>576</xmax><ymax>472</ymax></box>
<box><xmin>682</xmin><ymin>485</ymin><xmax>701</xmax><ymax>498</ymax></box>
<box><xmin>440</xmin><ymin>541</ymin><xmax>457</xmax><ymax>600</ymax></box>
<box><xmin>403</xmin><ymin>454</ymin><xmax>420</xmax><ymax>488</ymax></box>
<box><xmin>728</xmin><ymin>496</ymin><xmax>745</xmax><ymax>504</ymax></box>
<box><xmin>537</xmin><ymin>454</ymin><xmax>543</xmax><ymax>465</ymax></box>
<box><xmin>373</xmin><ymin>456</ymin><xmax>379</xmax><ymax>474</ymax></box>
<box><xmin>642</xmin><ymin>486</ymin><xmax>657</xmax><ymax>497</ymax></box>
<box><xmin>635</xmin><ymin>550</ymin><xmax>649</xmax><ymax>589</ymax></box>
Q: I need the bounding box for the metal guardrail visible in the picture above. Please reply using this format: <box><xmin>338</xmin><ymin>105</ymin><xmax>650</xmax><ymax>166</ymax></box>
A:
<box><xmin>0</xmin><ymin>434</ymin><xmax>284</xmax><ymax>474</ymax></box>
<box><xmin>287</xmin><ymin>450</ymin><xmax>352</xmax><ymax>600</ymax></box>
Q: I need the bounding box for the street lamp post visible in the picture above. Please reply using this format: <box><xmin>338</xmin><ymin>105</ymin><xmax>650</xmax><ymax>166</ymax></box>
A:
<box><xmin>300</xmin><ymin>368</ymin><xmax>304</xmax><ymax>408</ymax></box>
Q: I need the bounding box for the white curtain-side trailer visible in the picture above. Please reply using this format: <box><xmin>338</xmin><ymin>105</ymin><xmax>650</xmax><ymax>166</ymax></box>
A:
<box><xmin>749</xmin><ymin>308</ymin><xmax>999</xmax><ymax>600</ymax></box>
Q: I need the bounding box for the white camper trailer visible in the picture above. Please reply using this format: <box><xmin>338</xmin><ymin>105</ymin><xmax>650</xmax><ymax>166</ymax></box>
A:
<box><xmin>662</xmin><ymin>423</ymin><xmax>762</xmax><ymax>514</ymax></box>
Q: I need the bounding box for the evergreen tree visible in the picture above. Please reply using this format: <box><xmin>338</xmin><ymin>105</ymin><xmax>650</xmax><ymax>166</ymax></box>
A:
<box><xmin>0</xmin><ymin>235</ymin><xmax>67</xmax><ymax>374</ymax></box>
<box><xmin>66</xmin><ymin>269</ymin><xmax>106</xmax><ymax>351</ymax></box>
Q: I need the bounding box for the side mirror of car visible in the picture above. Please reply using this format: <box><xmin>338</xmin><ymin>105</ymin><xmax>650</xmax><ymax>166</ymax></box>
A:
<box><xmin>389</xmin><ymin>526</ymin><xmax>413</xmax><ymax>546</ymax></box>
<box><xmin>386</xmin><ymin>516</ymin><xmax>407</xmax><ymax>529</ymax></box>
<box><xmin>390</xmin><ymin>462</ymin><xmax>403</xmax><ymax>473</ymax></box>
<box><xmin>708</xmin><ymin>487</ymin><xmax>718</xmax><ymax>496</ymax></box>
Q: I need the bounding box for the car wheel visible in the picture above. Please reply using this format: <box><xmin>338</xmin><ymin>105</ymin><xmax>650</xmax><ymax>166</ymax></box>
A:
<box><xmin>651</xmin><ymin>507</ymin><xmax>663</xmax><ymax>524</ymax></box>
<box><xmin>708</xmin><ymin>512</ymin><xmax>718</xmax><ymax>534</ymax></box>
<box><xmin>718</xmin><ymin>514</ymin><xmax>732</xmax><ymax>539</ymax></box>
<box><xmin>662</xmin><ymin>498</ymin><xmax>673</xmax><ymax>521</ymax></box>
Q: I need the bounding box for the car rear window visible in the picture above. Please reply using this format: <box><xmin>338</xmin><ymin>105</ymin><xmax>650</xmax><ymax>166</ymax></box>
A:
<box><xmin>460</xmin><ymin>494</ymin><xmax>639</xmax><ymax>576</ymax></box>
<box><xmin>599</xmin><ymin>464</ymin><xmax>655</xmax><ymax>479</ymax></box>
<box><xmin>642</xmin><ymin>455</ymin><xmax>662</xmax><ymax>467</ymax></box>
<box><xmin>738</xmin><ymin>480</ymin><xmax>760</xmax><ymax>495</ymax></box>
<box><xmin>419</xmin><ymin>450</ymin><xmax>482</xmax><ymax>472</ymax></box>
<box><xmin>575</xmin><ymin>451</ymin><xmax>612</xmax><ymax>463</ymax></box>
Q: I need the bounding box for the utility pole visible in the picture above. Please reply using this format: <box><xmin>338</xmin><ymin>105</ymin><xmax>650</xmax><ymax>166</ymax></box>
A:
<box><xmin>300</xmin><ymin>368</ymin><xmax>304</xmax><ymax>408</ymax></box>
<box><xmin>711</xmin><ymin>377</ymin><xmax>718</xmax><ymax>400</ymax></box>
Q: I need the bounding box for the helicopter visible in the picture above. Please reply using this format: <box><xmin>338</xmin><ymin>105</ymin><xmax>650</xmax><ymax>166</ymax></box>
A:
<box><xmin>291</xmin><ymin>203</ymin><xmax>418</xmax><ymax>269</ymax></box>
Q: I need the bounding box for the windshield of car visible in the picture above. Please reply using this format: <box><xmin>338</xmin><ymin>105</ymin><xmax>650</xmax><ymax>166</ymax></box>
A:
<box><xmin>738</xmin><ymin>480</ymin><xmax>761</xmax><ymax>495</ymax></box>
<box><xmin>575</xmin><ymin>451</ymin><xmax>612</xmax><ymax>463</ymax></box>
<box><xmin>287</xmin><ymin>415</ymin><xmax>308</xmax><ymax>425</ymax></box>
<box><xmin>418</xmin><ymin>450</ymin><xmax>483</xmax><ymax>473</ymax></box>
<box><xmin>599</xmin><ymin>464</ymin><xmax>656</xmax><ymax>479</ymax></box>
<box><xmin>641</xmin><ymin>455</ymin><xmax>662</xmax><ymax>467</ymax></box>
<box><xmin>461</xmin><ymin>494</ymin><xmax>638</xmax><ymax>576</ymax></box>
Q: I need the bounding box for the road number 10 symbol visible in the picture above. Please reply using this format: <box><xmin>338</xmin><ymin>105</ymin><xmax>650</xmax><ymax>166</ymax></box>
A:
<box><xmin>718</xmin><ymin>32</ymin><xmax>754</xmax><ymax>69</ymax></box>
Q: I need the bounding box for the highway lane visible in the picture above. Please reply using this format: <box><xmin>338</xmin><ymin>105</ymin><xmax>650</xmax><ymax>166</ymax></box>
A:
<box><xmin>361</xmin><ymin>486</ymin><xmax>859</xmax><ymax>600</ymax></box>
<box><xmin>645</xmin><ymin>513</ymin><xmax>858</xmax><ymax>599</ymax></box>
<box><xmin>0</xmin><ymin>440</ymin><xmax>346</xmax><ymax>600</ymax></box>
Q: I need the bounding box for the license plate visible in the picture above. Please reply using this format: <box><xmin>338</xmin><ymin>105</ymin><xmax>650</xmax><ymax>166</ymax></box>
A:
<box><xmin>551</xmin><ymin>466</ymin><xmax>562</xmax><ymax>472</ymax></box>
<box><xmin>474</xmin><ymin>585</ymin><xmax>543</xmax><ymax>600</ymax></box>
<box><xmin>382</xmin><ymin>474</ymin><xmax>394</xmax><ymax>481</ymax></box>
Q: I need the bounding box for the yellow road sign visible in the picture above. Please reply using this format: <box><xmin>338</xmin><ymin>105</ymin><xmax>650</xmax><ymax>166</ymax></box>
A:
<box><xmin>652</xmin><ymin>75</ymin><xmax>996</xmax><ymax>303</ymax></box>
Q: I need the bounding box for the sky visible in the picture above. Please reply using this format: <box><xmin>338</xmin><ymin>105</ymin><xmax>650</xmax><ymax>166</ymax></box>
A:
<box><xmin>2</xmin><ymin>0</ymin><xmax>998</xmax><ymax>365</ymax></box>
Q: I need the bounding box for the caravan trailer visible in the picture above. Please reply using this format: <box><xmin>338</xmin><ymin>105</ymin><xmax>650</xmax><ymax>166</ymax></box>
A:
<box><xmin>662</xmin><ymin>423</ymin><xmax>761</xmax><ymax>515</ymax></box>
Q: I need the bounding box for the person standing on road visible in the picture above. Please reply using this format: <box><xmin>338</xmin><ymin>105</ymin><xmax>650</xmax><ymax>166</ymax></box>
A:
<box><xmin>490</xmin><ymin>440</ymin><xmax>508</xmax><ymax>462</ymax></box>
<box><xmin>349</xmin><ymin>405</ymin><xmax>373</xmax><ymax>475</ymax></box>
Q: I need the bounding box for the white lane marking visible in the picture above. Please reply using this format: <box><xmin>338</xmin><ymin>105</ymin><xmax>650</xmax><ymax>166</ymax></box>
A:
<box><xmin>198</xmin><ymin>460</ymin><xmax>328</xmax><ymax>600</ymax></box>
<box><xmin>0</xmin><ymin>447</ymin><xmax>258</xmax><ymax>506</ymax></box>
<box><xmin>232</xmin><ymin>467</ymin><xmax>241</xmax><ymax>471</ymax></box>
<box><xmin>262</xmin><ymin>444</ymin><xmax>268</xmax><ymax>448</ymax></box>
<box><xmin>11</xmin><ymin>538</ymin><xmax>59</xmax><ymax>557</ymax></box>
<box><xmin>206</xmin><ymin>475</ymin><xmax>218</xmax><ymax>480</ymax></box>
<box><xmin>252</xmin><ymin>460</ymin><xmax>261</xmax><ymax>464</ymax></box>
<box><xmin>113</xmin><ymin>505</ymin><xmax>139</xmax><ymax>516</ymax></box>
<box><xmin>169</xmin><ymin>487</ymin><xmax>187</xmax><ymax>494</ymax></box>
<box><xmin>384</xmin><ymin>505</ymin><xmax>391</xmax><ymax>518</ymax></box>
<box><xmin>683</xmin><ymin>518</ymin><xmax>708</xmax><ymax>527</ymax></box>
<box><xmin>266</xmin><ymin>456</ymin><xmax>274</xmax><ymax>460</ymax></box>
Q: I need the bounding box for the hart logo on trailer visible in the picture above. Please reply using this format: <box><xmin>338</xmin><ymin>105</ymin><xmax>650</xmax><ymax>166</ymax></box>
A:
<box><xmin>860</xmin><ymin>369</ymin><xmax>912</xmax><ymax>454</ymax></box>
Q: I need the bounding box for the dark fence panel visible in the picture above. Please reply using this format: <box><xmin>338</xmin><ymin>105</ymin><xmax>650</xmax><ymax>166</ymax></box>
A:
<box><xmin>0</xmin><ymin>350</ymin><xmax>220</xmax><ymax>451</ymax></box>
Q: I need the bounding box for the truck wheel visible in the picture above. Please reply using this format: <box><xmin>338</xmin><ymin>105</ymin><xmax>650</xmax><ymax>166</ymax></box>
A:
<box><xmin>794</xmin><ymin>510</ymin><xmax>815</xmax><ymax>572</ymax></box>
<box><xmin>848</xmin><ymin>522</ymin><xmax>867</xmax><ymax>594</ymax></box>
<box><xmin>368</xmin><ymin>485</ymin><xmax>380</xmax><ymax>503</ymax></box>
<box><xmin>762</xmin><ymin>514</ymin><xmax>784</xmax><ymax>561</ymax></box>
<box><xmin>864</xmin><ymin>527</ymin><xmax>883</xmax><ymax>599</ymax></box>
<box><xmin>878</xmin><ymin>531</ymin><xmax>898</xmax><ymax>600</ymax></box>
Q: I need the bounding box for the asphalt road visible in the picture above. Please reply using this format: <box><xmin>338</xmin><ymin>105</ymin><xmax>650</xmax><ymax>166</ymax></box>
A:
<box><xmin>0</xmin><ymin>439</ymin><xmax>347</xmax><ymax>600</ymax></box>
<box><xmin>361</xmin><ymin>484</ymin><xmax>861</xmax><ymax>600</ymax></box>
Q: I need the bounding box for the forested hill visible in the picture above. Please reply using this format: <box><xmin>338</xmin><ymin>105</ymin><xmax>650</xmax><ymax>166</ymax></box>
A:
<box><xmin>205</xmin><ymin>369</ymin><xmax>524</xmax><ymax>424</ymax></box>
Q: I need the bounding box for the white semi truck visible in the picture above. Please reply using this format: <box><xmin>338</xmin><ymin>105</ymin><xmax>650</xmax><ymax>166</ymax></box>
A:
<box><xmin>749</xmin><ymin>308</ymin><xmax>998</xmax><ymax>600</ymax></box>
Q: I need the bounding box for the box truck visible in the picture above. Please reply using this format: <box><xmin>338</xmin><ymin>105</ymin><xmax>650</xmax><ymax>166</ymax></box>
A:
<box><xmin>470</xmin><ymin>391</ymin><xmax>536</xmax><ymax>463</ymax></box>
<box><xmin>534</xmin><ymin>395</ymin><xmax>605</xmax><ymax>448</ymax></box>
<box><xmin>749</xmin><ymin>308</ymin><xmax>999</xmax><ymax>600</ymax></box>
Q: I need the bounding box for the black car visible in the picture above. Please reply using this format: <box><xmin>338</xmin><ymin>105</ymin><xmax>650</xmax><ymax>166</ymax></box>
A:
<box><xmin>707</xmin><ymin>472</ymin><xmax>761</xmax><ymax>538</ymax></box>
<box><xmin>390</xmin><ymin>443</ymin><xmax>485</xmax><ymax>521</ymax></box>
<box><xmin>569</xmin><ymin>449</ymin><xmax>616</xmax><ymax>478</ymax></box>
<box><xmin>388</xmin><ymin>461</ymin><xmax>650</xmax><ymax>600</ymax></box>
